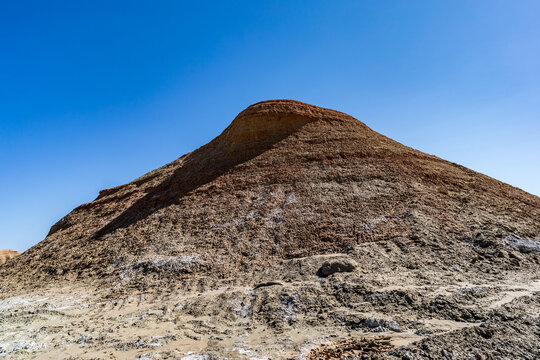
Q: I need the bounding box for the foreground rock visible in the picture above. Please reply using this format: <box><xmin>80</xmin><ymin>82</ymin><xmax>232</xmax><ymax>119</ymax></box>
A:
<box><xmin>0</xmin><ymin>100</ymin><xmax>538</xmax><ymax>359</ymax></box>
<box><xmin>1</xmin><ymin>246</ymin><xmax>539</xmax><ymax>359</ymax></box>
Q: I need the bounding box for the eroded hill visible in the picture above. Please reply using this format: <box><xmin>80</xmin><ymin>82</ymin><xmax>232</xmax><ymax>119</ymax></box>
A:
<box><xmin>0</xmin><ymin>100</ymin><xmax>539</xmax><ymax>359</ymax></box>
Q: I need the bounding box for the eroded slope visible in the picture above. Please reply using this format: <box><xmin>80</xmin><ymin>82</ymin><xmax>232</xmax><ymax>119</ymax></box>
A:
<box><xmin>1</xmin><ymin>100</ymin><xmax>538</xmax><ymax>289</ymax></box>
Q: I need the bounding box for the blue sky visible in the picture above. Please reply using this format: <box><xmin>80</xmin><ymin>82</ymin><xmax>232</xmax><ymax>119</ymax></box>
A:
<box><xmin>1</xmin><ymin>1</ymin><xmax>539</xmax><ymax>252</ymax></box>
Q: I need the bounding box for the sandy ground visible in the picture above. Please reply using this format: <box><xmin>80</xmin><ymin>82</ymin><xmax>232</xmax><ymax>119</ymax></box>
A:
<box><xmin>1</xmin><ymin>237</ymin><xmax>539</xmax><ymax>359</ymax></box>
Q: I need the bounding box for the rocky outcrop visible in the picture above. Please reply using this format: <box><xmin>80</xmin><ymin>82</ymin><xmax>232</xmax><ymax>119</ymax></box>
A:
<box><xmin>318</xmin><ymin>258</ymin><xmax>357</xmax><ymax>277</ymax></box>
<box><xmin>0</xmin><ymin>249</ymin><xmax>20</xmax><ymax>265</ymax></box>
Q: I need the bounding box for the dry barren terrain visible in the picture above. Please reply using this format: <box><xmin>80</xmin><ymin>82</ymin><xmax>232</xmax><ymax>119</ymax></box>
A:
<box><xmin>1</xmin><ymin>100</ymin><xmax>539</xmax><ymax>359</ymax></box>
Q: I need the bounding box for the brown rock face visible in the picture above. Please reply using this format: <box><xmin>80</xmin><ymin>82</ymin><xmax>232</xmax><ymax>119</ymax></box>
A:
<box><xmin>0</xmin><ymin>249</ymin><xmax>20</xmax><ymax>265</ymax></box>
<box><xmin>1</xmin><ymin>100</ymin><xmax>538</xmax><ymax>286</ymax></box>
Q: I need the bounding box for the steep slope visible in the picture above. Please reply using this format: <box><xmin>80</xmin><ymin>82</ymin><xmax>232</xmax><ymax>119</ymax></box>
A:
<box><xmin>1</xmin><ymin>100</ymin><xmax>538</xmax><ymax>287</ymax></box>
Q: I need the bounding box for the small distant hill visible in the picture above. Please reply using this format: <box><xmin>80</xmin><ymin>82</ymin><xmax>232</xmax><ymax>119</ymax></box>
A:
<box><xmin>0</xmin><ymin>249</ymin><xmax>20</xmax><ymax>265</ymax></box>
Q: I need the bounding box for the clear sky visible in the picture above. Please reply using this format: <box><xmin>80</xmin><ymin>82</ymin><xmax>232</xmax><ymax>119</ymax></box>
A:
<box><xmin>1</xmin><ymin>1</ymin><xmax>539</xmax><ymax>252</ymax></box>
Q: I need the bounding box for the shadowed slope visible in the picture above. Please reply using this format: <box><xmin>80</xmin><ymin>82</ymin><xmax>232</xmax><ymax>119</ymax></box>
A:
<box><xmin>92</xmin><ymin>108</ymin><xmax>316</xmax><ymax>238</ymax></box>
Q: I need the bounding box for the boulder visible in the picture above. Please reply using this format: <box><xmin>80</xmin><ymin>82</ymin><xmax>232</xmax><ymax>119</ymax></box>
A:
<box><xmin>318</xmin><ymin>259</ymin><xmax>357</xmax><ymax>277</ymax></box>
